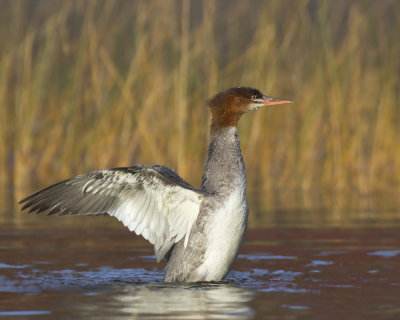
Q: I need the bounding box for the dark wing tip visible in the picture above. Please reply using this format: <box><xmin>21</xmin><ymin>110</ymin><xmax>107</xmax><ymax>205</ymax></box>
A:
<box><xmin>19</xmin><ymin>194</ymin><xmax>36</xmax><ymax>205</ymax></box>
<box><xmin>21</xmin><ymin>202</ymin><xmax>33</xmax><ymax>211</ymax></box>
<box><xmin>18</xmin><ymin>179</ymin><xmax>72</xmax><ymax>211</ymax></box>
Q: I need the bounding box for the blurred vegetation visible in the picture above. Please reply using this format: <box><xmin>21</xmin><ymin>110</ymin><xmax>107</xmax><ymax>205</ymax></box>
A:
<box><xmin>0</xmin><ymin>0</ymin><xmax>399</xmax><ymax>218</ymax></box>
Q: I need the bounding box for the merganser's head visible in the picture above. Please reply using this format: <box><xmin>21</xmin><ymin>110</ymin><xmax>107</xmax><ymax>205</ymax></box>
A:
<box><xmin>207</xmin><ymin>87</ymin><xmax>293</xmax><ymax>129</ymax></box>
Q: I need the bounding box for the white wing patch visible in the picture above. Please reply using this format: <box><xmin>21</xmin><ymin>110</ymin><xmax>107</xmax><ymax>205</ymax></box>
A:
<box><xmin>79</xmin><ymin>169</ymin><xmax>202</xmax><ymax>261</ymax></box>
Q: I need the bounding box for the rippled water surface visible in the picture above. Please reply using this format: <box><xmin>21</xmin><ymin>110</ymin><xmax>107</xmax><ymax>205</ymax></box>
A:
<box><xmin>1</xmin><ymin>204</ymin><xmax>400</xmax><ymax>319</ymax></box>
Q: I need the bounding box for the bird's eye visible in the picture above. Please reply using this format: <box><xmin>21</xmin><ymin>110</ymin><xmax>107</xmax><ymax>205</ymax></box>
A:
<box><xmin>251</xmin><ymin>95</ymin><xmax>258</xmax><ymax>100</ymax></box>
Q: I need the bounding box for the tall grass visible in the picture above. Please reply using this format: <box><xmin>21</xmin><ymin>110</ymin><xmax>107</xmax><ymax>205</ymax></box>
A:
<box><xmin>1</xmin><ymin>0</ymin><xmax>399</xmax><ymax>216</ymax></box>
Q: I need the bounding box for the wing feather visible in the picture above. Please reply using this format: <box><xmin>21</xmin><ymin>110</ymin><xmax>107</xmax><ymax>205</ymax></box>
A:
<box><xmin>20</xmin><ymin>165</ymin><xmax>204</xmax><ymax>261</ymax></box>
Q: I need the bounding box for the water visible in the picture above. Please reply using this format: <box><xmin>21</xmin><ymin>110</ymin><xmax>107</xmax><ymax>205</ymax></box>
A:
<box><xmin>1</xmin><ymin>206</ymin><xmax>400</xmax><ymax>319</ymax></box>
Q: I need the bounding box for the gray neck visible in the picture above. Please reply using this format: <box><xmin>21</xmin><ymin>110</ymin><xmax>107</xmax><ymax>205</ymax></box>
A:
<box><xmin>201</xmin><ymin>126</ymin><xmax>246</xmax><ymax>195</ymax></box>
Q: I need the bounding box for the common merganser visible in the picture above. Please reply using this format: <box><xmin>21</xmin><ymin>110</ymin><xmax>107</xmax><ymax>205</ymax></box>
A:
<box><xmin>20</xmin><ymin>87</ymin><xmax>292</xmax><ymax>282</ymax></box>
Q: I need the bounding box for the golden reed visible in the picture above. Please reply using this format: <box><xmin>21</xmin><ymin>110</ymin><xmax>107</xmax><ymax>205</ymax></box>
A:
<box><xmin>0</xmin><ymin>1</ymin><xmax>399</xmax><ymax>219</ymax></box>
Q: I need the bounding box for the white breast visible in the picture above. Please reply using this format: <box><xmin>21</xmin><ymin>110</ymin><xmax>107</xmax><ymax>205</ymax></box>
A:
<box><xmin>196</xmin><ymin>184</ymin><xmax>248</xmax><ymax>281</ymax></box>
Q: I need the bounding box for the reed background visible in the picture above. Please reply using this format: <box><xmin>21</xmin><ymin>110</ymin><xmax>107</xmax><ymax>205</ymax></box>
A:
<box><xmin>1</xmin><ymin>0</ymin><xmax>399</xmax><ymax>219</ymax></box>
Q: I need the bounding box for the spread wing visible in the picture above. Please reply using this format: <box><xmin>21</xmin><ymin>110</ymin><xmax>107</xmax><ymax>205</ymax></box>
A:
<box><xmin>19</xmin><ymin>165</ymin><xmax>204</xmax><ymax>262</ymax></box>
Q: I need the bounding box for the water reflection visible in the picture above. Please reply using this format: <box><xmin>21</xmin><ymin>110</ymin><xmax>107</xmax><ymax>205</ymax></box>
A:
<box><xmin>367</xmin><ymin>250</ymin><xmax>400</xmax><ymax>258</ymax></box>
<box><xmin>1</xmin><ymin>264</ymin><xmax>255</xmax><ymax>319</ymax></box>
<box><xmin>102</xmin><ymin>284</ymin><xmax>254</xmax><ymax>319</ymax></box>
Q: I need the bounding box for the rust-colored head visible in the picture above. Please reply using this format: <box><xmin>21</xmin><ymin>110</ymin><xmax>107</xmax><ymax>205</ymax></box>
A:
<box><xmin>207</xmin><ymin>87</ymin><xmax>293</xmax><ymax>131</ymax></box>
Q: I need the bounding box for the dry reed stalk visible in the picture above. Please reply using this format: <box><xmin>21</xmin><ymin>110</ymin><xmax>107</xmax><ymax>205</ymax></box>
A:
<box><xmin>1</xmin><ymin>0</ymin><xmax>399</xmax><ymax>220</ymax></box>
